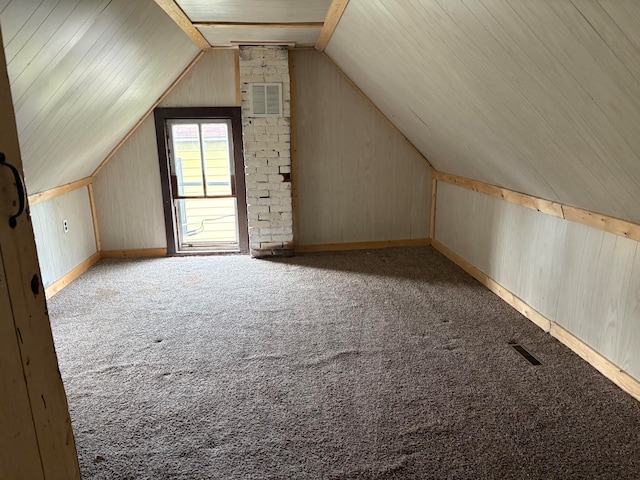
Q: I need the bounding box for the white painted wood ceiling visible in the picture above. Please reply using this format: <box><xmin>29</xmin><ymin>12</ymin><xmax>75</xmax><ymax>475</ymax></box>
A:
<box><xmin>0</xmin><ymin>0</ymin><xmax>200</xmax><ymax>193</ymax></box>
<box><xmin>177</xmin><ymin>0</ymin><xmax>331</xmax><ymax>47</ymax></box>
<box><xmin>327</xmin><ymin>0</ymin><xmax>640</xmax><ymax>224</ymax></box>
<box><xmin>2</xmin><ymin>0</ymin><xmax>640</xmax><ymax>229</ymax></box>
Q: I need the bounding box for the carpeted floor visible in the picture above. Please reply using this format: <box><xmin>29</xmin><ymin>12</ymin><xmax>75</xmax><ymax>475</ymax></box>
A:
<box><xmin>48</xmin><ymin>247</ymin><xmax>640</xmax><ymax>479</ymax></box>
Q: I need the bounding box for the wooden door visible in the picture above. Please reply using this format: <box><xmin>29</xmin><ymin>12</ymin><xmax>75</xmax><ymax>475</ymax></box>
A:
<box><xmin>0</xmin><ymin>29</ymin><xmax>80</xmax><ymax>479</ymax></box>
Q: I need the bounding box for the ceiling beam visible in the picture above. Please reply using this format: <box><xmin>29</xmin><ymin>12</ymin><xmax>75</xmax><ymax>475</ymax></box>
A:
<box><xmin>154</xmin><ymin>0</ymin><xmax>211</xmax><ymax>50</ymax></box>
<box><xmin>230</xmin><ymin>41</ymin><xmax>296</xmax><ymax>48</ymax></box>
<box><xmin>28</xmin><ymin>177</ymin><xmax>91</xmax><ymax>206</ymax></box>
<box><xmin>316</xmin><ymin>0</ymin><xmax>350</xmax><ymax>51</ymax></box>
<box><xmin>194</xmin><ymin>22</ymin><xmax>324</xmax><ymax>29</ymax></box>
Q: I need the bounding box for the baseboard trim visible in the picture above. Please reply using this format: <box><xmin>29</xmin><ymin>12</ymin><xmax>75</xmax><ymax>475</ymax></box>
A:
<box><xmin>45</xmin><ymin>252</ymin><xmax>101</xmax><ymax>298</ymax></box>
<box><xmin>295</xmin><ymin>238</ymin><xmax>431</xmax><ymax>253</ymax></box>
<box><xmin>101</xmin><ymin>248</ymin><xmax>167</xmax><ymax>258</ymax></box>
<box><xmin>432</xmin><ymin>239</ymin><xmax>640</xmax><ymax>403</ymax></box>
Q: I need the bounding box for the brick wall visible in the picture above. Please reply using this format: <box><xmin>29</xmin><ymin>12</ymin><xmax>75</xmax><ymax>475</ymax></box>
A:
<box><xmin>239</xmin><ymin>46</ymin><xmax>293</xmax><ymax>257</ymax></box>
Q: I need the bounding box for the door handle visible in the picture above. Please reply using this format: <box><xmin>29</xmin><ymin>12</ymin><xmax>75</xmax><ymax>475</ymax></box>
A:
<box><xmin>0</xmin><ymin>152</ymin><xmax>26</xmax><ymax>228</ymax></box>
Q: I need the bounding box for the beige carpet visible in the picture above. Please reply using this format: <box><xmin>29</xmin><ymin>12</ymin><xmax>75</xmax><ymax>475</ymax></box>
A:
<box><xmin>48</xmin><ymin>247</ymin><xmax>640</xmax><ymax>479</ymax></box>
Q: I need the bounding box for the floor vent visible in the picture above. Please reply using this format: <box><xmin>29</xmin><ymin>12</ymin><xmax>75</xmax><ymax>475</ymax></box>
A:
<box><xmin>509</xmin><ymin>343</ymin><xmax>541</xmax><ymax>365</ymax></box>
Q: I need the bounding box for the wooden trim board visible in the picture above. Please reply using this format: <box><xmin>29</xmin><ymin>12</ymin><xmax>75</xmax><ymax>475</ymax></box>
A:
<box><xmin>433</xmin><ymin>171</ymin><xmax>563</xmax><ymax>218</ymax></box>
<box><xmin>234</xmin><ymin>49</ymin><xmax>241</xmax><ymax>106</ymax></box>
<box><xmin>434</xmin><ymin>171</ymin><xmax>640</xmax><ymax>243</ymax></box>
<box><xmin>429</xmin><ymin>178</ymin><xmax>437</xmax><ymax>239</ymax></box>
<box><xmin>295</xmin><ymin>238</ymin><xmax>431</xmax><ymax>253</ymax></box>
<box><xmin>195</xmin><ymin>22</ymin><xmax>323</xmax><ymax>29</ymax></box>
<box><xmin>45</xmin><ymin>252</ymin><xmax>101</xmax><ymax>298</ymax></box>
<box><xmin>154</xmin><ymin>0</ymin><xmax>210</xmax><ymax>50</ymax></box>
<box><xmin>289</xmin><ymin>51</ymin><xmax>300</xmax><ymax>245</ymax></box>
<box><xmin>101</xmin><ymin>248</ymin><xmax>167</xmax><ymax>258</ymax></box>
<box><xmin>316</xmin><ymin>0</ymin><xmax>350</xmax><ymax>51</ymax></box>
<box><xmin>231</xmin><ymin>41</ymin><xmax>296</xmax><ymax>48</ymax></box>
<box><xmin>28</xmin><ymin>177</ymin><xmax>91</xmax><ymax>206</ymax></box>
<box><xmin>431</xmin><ymin>239</ymin><xmax>640</xmax><ymax>403</ymax></box>
<box><xmin>87</xmin><ymin>183</ymin><xmax>101</xmax><ymax>252</ymax></box>
<box><xmin>431</xmin><ymin>240</ymin><xmax>551</xmax><ymax>332</ymax></box>
<box><xmin>562</xmin><ymin>205</ymin><xmax>640</xmax><ymax>243</ymax></box>
<box><xmin>91</xmin><ymin>50</ymin><xmax>205</xmax><ymax>179</ymax></box>
<box><xmin>46</xmin><ymin>249</ymin><xmax>167</xmax><ymax>297</ymax></box>
<box><xmin>549</xmin><ymin>322</ymin><xmax>640</xmax><ymax>403</ymax></box>
<box><xmin>322</xmin><ymin>52</ymin><xmax>434</xmax><ymax>171</ymax></box>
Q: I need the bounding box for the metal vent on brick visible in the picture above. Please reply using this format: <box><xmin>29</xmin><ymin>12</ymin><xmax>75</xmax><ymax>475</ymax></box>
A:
<box><xmin>250</xmin><ymin>83</ymin><xmax>282</xmax><ymax>117</ymax></box>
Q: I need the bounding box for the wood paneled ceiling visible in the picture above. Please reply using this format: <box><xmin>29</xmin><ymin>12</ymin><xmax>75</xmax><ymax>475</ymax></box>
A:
<box><xmin>0</xmin><ymin>0</ymin><xmax>201</xmax><ymax>193</ymax></box>
<box><xmin>4</xmin><ymin>0</ymin><xmax>640</xmax><ymax>231</ymax></box>
<box><xmin>327</xmin><ymin>0</ymin><xmax>640</xmax><ymax>225</ymax></box>
<box><xmin>155</xmin><ymin>0</ymin><xmax>348</xmax><ymax>49</ymax></box>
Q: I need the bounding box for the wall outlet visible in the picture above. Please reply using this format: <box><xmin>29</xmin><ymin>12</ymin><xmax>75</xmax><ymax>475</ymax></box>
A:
<box><xmin>63</xmin><ymin>219</ymin><xmax>69</xmax><ymax>234</ymax></box>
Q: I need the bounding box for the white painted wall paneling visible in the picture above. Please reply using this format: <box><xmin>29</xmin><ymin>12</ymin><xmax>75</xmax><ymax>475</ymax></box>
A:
<box><xmin>93</xmin><ymin>117</ymin><xmax>167</xmax><ymax>251</ymax></box>
<box><xmin>199</xmin><ymin>26</ymin><xmax>321</xmax><ymax>47</ymax></box>
<box><xmin>159</xmin><ymin>49</ymin><xmax>237</xmax><ymax>107</ymax></box>
<box><xmin>31</xmin><ymin>187</ymin><xmax>97</xmax><ymax>289</ymax></box>
<box><xmin>177</xmin><ymin>0</ymin><xmax>332</xmax><ymax>22</ymax></box>
<box><xmin>294</xmin><ymin>50</ymin><xmax>431</xmax><ymax>245</ymax></box>
<box><xmin>0</xmin><ymin>0</ymin><xmax>200</xmax><ymax>194</ymax></box>
<box><xmin>435</xmin><ymin>181</ymin><xmax>640</xmax><ymax>381</ymax></box>
<box><xmin>327</xmin><ymin>0</ymin><xmax>640</xmax><ymax>224</ymax></box>
<box><xmin>94</xmin><ymin>49</ymin><xmax>237</xmax><ymax>251</ymax></box>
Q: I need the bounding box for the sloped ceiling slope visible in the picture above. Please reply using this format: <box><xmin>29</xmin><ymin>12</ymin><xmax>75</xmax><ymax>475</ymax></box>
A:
<box><xmin>327</xmin><ymin>0</ymin><xmax>640</xmax><ymax>224</ymax></box>
<box><xmin>0</xmin><ymin>0</ymin><xmax>200</xmax><ymax>194</ymax></box>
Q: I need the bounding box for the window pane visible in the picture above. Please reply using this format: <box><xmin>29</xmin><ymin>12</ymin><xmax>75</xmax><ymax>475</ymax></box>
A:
<box><xmin>202</xmin><ymin>123</ymin><xmax>232</xmax><ymax>196</ymax></box>
<box><xmin>172</xmin><ymin>123</ymin><xmax>204</xmax><ymax>197</ymax></box>
<box><xmin>176</xmin><ymin>198</ymin><xmax>238</xmax><ymax>247</ymax></box>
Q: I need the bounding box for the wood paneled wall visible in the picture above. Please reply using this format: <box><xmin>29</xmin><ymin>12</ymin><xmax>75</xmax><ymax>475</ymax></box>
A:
<box><xmin>159</xmin><ymin>49</ymin><xmax>237</xmax><ymax>107</ymax></box>
<box><xmin>293</xmin><ymin>50</ymin><xmax>431</xmax><ymax>245</ymax></box>
<box><xmin>31</xmin><ymin>187</ymin><xmax>97</xmax><ymax>288</ymax></box>
<box><xmin>92</xmin><ymin>117</ymin><xmax>166</xmax><ymax>251</ymax></box>
<box><xmin>93</xmin><ymin>50</ymin><xmax>237</xmax><ymax>251</ymax></box>
<box><xmin>0</xmin><ymin>0</ymin><xmax>200</xmax><ymax>194</ymax></box>
<box><xmin>327</xmin><ymin>0</ymin><xmax>640</xmax><ymax>224</ymax></box>
<box><xmin>435</xmin><ymin>182</ymin><xmax>640</xmax><ymax>381</ymax></box>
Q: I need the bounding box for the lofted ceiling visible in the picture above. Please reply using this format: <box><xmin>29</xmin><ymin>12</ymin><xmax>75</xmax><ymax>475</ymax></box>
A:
<box><xmin>2</xmin><ymin>0</ymin><xmax>640</xmax><ymax>228</ymax></box>
<box><xmin>327</xmin><ymin>0</ymin><xmax>640</xmax><ymax>224</ymax></box>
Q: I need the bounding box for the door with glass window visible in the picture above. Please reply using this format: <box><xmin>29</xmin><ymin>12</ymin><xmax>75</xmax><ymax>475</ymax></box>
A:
<box><xmin>155</xmin><ymin>108</ymin><xmax>248</xmax><ymax>254</ymax></box>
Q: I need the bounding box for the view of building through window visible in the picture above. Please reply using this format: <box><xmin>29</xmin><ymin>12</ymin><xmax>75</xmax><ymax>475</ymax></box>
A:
<box><xmin>170</xmin><ymin>121</ymin><xmax>238</xmax><ymax>250</ymax></box>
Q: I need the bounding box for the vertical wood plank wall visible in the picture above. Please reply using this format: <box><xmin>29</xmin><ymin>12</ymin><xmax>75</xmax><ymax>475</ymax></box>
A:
<box><xmin>92</xmin><ymin>117</ymin><xmax>167</xmax><ymax>250</ymax></box>
<box><xmin>435</xmin><ymin>182</ymin><xmax>640</xmax><ymax>381</ymax></box>
<box><xmin>93</xmin><ymin>50</ymin><xmax>237</xmax><ymax>251</ymax></box>
<box><xmin>158</xmin><ymin>49</ymin><xmax>237</xmax><ymax>108</ymax></box>
<box><xmin>30</xmin><ymin>187</ymin><xmax>97</xmax><ymax>288</ymax></box>
<box><xmin>293</xmin><ymin>50</ymin><xmax>431</xmax><ymax>245</ymax></box>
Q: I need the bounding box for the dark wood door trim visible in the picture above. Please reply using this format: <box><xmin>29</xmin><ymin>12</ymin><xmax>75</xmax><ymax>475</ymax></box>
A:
<box><xmin>154</xmin><ymin>107</ymin><xmax>249</xmax><ymax>255</ymax></box>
